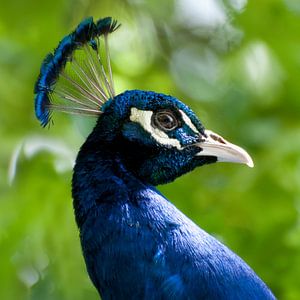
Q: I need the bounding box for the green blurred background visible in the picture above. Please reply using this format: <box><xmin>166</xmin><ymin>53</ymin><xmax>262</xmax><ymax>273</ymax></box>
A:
<box><xmin>1</xmin><ymin>0</ymin><xmax>300</xmax><ymax>299</ymax></box>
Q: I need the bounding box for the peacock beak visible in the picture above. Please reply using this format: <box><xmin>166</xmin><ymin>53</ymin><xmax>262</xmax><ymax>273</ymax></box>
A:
<box><xmin>196</xmin><ymin>130</ymin><xmax>254</xmax><ymax>168</ymax></box>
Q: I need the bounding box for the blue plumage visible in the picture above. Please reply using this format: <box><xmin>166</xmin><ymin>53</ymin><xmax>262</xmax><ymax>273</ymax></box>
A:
<box><xmin>34</xmin><ymin>17</ymin><xmax>119</xmax><ymax>127</ymax></box>
<box><xmin>35</xmin><ymin>18</ymin><xmax>275</xmax><ymax>299</ymax></box>
<box><xmin>72</xmin><ymin>90</ymin><xmax>275</xmax><ymax>299</ymax></box>
<box><xmin>34</xmin><ymin>91</ymin><xmax>50</xmax><ymax>127</ymax></box>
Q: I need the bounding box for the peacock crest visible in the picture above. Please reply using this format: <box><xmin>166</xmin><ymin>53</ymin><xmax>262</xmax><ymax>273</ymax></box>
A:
<box><xmin>34</xmin><ymin>17</ymin><xmax>120</xmax><ymax>127</ymax></box>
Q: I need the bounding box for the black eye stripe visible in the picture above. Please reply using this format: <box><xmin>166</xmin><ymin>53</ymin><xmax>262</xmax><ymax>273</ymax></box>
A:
<box><xmin>151</xmin><ymin>109</ymin><xmax>182</xmax><ymax>132</ymax></box>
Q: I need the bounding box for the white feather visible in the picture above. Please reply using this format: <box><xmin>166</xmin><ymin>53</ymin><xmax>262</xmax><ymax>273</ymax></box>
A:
<box><xmin>129</xmin><ymin>108</ymin><xmax>182</xmax><ymax>149</ymax></box>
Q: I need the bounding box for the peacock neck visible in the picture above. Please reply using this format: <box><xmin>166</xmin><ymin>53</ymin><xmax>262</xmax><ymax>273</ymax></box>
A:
<box><xmin>72</xmin><ymin>139</ymin><xmax>150</xmax><ymax>228</ymax></box>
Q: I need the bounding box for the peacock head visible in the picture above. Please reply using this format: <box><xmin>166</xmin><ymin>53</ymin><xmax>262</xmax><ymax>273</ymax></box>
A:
<box><xmin>88</xmin><ymin>89</ymin><xmax>253</xmax><ymax>185</ymax></box>
<box><xmin>34</xmin><ymin>17</ymin><xmax>253</xmax><ymax>186</ymax></box>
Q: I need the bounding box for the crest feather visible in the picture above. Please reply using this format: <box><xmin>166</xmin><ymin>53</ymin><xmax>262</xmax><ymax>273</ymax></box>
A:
<box><xmin>34</xmin><ymin>16</ymin><xmax>120</xmax><ymax>127</ymax></box>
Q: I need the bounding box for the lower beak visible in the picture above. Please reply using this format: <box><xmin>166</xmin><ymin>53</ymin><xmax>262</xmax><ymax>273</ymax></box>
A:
<box><xmin>196</xmin><ymin>130</ymin><xmax>254</xmax><ymax>168</ymax></box>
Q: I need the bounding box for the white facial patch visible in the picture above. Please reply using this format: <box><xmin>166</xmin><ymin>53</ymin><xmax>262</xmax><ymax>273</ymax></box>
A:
<box><xmin>129</xmin><ymin>107</ymin><xmax>182</xmax><ymax>149</ymax></box>
<box><xmin>179</xmin><ymin>110</ymin><xmax>199</xmax><ymax>134</ymax></box>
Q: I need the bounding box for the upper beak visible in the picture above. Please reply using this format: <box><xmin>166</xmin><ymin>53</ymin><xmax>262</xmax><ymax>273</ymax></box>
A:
<box><xmin>196</xmin><ymin>130</ymin><xmax>254</xmax><ymax>168</ymax></box>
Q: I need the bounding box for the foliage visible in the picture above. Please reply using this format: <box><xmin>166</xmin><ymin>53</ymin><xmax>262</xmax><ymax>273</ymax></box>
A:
<box><xmin>1</xmin><ymin>0</ymin><xmax>300</xmax><ymax>299</ymax></box>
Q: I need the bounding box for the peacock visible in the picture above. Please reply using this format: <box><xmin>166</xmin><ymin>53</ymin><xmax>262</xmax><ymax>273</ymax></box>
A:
<box><xmin>34</xmin><ymin>17</ymin><xmax>276</xmax><ymax>300</ymax></box>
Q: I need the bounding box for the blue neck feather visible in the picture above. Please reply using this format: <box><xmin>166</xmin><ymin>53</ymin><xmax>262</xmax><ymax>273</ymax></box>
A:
<box><xmin>72</xmin><ymin>105</ymin><xmax>275</xmax><ymax>299</ymax></box>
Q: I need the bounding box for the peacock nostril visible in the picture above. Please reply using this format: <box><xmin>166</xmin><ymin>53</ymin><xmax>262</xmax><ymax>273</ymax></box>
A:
<box><xmin>209</xmin><ymin>133</ymin><xmax>226</xmax><ymax>144</ymax></box>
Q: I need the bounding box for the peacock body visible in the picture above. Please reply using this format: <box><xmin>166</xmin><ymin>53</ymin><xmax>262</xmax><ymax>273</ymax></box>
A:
<box><xmin>34</xmin><ymin>17</ymin><xmax>275</xmax><ymax>300</ymax></box>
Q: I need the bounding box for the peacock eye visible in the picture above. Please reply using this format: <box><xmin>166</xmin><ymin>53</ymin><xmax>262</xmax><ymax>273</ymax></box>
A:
<box><xmin>152</xmin><ymin>109</ymin><xmax>180</xmax><ymax>131</ymax></box>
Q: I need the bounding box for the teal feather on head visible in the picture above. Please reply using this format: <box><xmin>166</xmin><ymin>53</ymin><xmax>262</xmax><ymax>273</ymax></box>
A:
<box><xmin>34</xmin><ymin>17</ymin><xmax>120</xmax><ymax>127</ymax></box>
